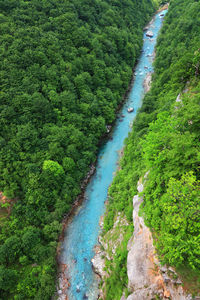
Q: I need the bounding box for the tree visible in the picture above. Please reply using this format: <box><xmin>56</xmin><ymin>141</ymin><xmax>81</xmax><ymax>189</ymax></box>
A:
<box><xmin>42</xmin><ymin>160</ymin><xmax>65</xmax><ymax>188</ymax></box>
<box><xmin>0</xmin><ymin>235</ymin><xmax>21</xmax><ymax>264</ymax></box>
<box><xmin>22</xmin><ymin>227</ymin><xmax>41</xmax><ymax>257</ymax></box>
<box><xmin>0</xmin><ymin>266</ymin><xmax>18</xmax><ymax>292</ymax></box>
<box><xmin>159</xmin><ymin>172</ymin><xmax>200</xmax><ymax>268</ymax></box>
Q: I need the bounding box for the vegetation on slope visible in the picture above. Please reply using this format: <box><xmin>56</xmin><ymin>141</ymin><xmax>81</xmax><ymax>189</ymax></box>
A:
<box><xmin>0</xmin><ymin>0</ymin><xmax>158</xmax><ymax>298</ymax></box>
<box><xmin>103</xmin><ymin>0</ymin><xmax>200</xmax><ymax>297</ymax></box>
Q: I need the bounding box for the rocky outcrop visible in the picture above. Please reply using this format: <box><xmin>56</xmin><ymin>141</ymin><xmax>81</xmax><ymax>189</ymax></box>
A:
<box><xmin>158</xmin><ymin>3</ymin><xmax>169</xmax><ymax>13</ymax></box>
<box><xmin>91</xmin><ymin>242</ymin><xmax>107</xmax><ymax>278</ymax></box>
<box><xmin>92</xmin><ymin>213</ymin><xmax>129</xmax><ymax>299</ymax></box>
<box><xmin>126</xmin><ymin>176</ymin><xmax>193</xmax><ymax>300</ymax></box>
<box><xmin>146</xmin><ymin>30</ymin><xmax>154</xmax><ymax>38</ymax></box>
<box><xmin>143</xmin><ymin>73</ymin><xmax>152</xmax><ymax>93</ymax></box>
<box><xmin>127</xmin><ymin>107</ymin><xmax>134</xmax><ymax>113</ymax></box>
<box><xmin>57</xmin><ymin>263</ymin><xmax>70</xmax><ymax>300</ymax></box>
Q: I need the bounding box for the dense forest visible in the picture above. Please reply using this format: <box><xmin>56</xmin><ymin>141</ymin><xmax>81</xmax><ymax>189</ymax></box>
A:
<box><xmin>0</xmin><ymin>0</ymin><xmax>159</xmax><ymax>299</ymax></box>
<box><xmin>103</xmin><ymin>0</ymin><xmax>200</xmax><ymax>298</ymax></box>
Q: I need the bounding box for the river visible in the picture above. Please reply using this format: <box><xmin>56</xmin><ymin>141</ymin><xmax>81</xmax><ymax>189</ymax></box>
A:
<box><xmin>59</xmin><ymin>9</ymin><xmax>168</xmax><ymax>300</ymax></box>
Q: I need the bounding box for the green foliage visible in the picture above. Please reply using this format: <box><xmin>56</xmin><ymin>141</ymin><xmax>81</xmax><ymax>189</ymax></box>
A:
<box><xmin>176</xmin><ymin>265</ymin><xmax>200</xmax><ymax>296</ymax></box>
<box><xmin>0</xmin><ymin>0</ymin><xmax>157</xmax><ymax>298</ymax></box>
<box><xmin>158</xmin><ymin>173</ymin><xmax>200</xmax><ymax>269</ymax></box>
<box><xmin>0</xmin><ymin>266</ymin><xmax>18</xmax><ymax>292</ymax></box>
<box><xmin>0</xmin><ymin>235</ymin><xmax>21</xmax><ymax>265</ymax></box>
<box><xmin>137</xmin><ymin>0</ymin><xmax>200</xmax><ymax>270</ymax></box>
<box><xmin>42</xmin><ymin>160</ymin><xmax>65</xmax><ymax>188</ymax></box>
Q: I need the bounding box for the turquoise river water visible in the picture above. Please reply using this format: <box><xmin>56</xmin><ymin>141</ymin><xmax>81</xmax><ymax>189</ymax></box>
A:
<box><xmin>60</xmin><ymin>9</ymin><xmax>167</xmax><ymax>300</ymax></box>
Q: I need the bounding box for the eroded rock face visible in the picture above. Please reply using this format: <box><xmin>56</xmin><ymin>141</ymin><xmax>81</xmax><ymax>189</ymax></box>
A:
<box><xmin>127</xmin><ymin>183</ymin><xmax>161</xmax><ymax>292</ymax></box>
<box><xmin>126</xmin><ymin>178</ymin><xmax>193</xmax><ymax>300</ymax></box>
<box><xmin>91</xmin><ymin>245</ymin><xmax>106</xmax><ymax>278</ymax></box>
<box><xmin>91</xmin><ymin>213</ymin><xmax>129</xmax><ymax>299</ymax></box>
<box><xmin>143</xmin><ymin>73</ymin><xmax>152</xmax><ymax>93</ymax></box>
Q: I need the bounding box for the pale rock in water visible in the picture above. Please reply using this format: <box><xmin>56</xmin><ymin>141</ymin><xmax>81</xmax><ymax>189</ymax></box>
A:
<box><xmin>146</xmin><ymin>30</ymin><xmax>154</xmax><ymax>37</ymax></box>
<box><xmin>143</xmin><ymin>73</ymin><xmax>152</xmax><ymax>93</ymax></box>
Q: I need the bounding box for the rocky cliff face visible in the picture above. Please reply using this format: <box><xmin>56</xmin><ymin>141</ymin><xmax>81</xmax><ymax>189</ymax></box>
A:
<box><xmin>91</xmin><ymin>213</ymin><xmax>130</xmax><ymax>299</ymax></box>
<box><xmin>125</xmin><ymin>176</ymin><xmax>193</xmax><ymax>300</ymax></box>
<box><xmin>92</xmin><ymin>174</ymin><xmax>195</xmax><ymax>300</ymax></box>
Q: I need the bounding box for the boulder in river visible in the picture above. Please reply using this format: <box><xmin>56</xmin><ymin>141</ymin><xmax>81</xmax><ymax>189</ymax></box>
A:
<box><xmin>127</xmin><ymin>107</ymin><xmax>134</xmax><ymax>113</ymax></box>
<box><xmin>143</xmin><ymin>73</ymin><xmax>152</xmax><ymax>93</ymax></box>
<box><xmin>146</xmin><ymin>30</ymin><xmax>154</xmax><ymax>38</ymax></box>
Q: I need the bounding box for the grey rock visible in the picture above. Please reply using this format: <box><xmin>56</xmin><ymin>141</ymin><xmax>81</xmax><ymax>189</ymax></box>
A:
<box><xmin>127</xmin><ymin>107</ymin><xmax>134</xmax><ymax>113</ymax></box>
<box><xmin>176</xmin><ymin>279</ymin><xmax>182</xmax><ymax>285</ymax></box>
<box><xmin>143</xmin><ymin>73</ymin><xmax>152</xmax><ymax>93</ymax></box>
<box><xmin>163</xmin><ymin>273</ymin><xmax>171</xmax><ymax>283</ymax></box>
<box><xmin>168</xmin><ymin>266</ymin><xmax>176</xmax><ymax>273</ymax></box>
<box><xmin>146</xmin><ymin>30</ymin><xmax>154</xmax><ymax>37</ymax></box>
<box><xmin>160</xmin><ymin>265</ymin><xmax>168</xmax><ymax>273</ymax></box>
<box><xmin>58</xmin><ymin>290</ymin><xmax>62</xmax><ymax>295</ymax></box>
<box><xmin>127</xmin><ymin>285</ymin><xmax>159</xmax><ymax>300</ymax></box>
<box><xmin>120</xmin><ymin>293</ymin><xmax>126</xmax><ymax>300</ymax></box>
<box><xmin>91</xmin><ymin>250</ymin><xmax>106</xmax><ymax>278</ymax></box>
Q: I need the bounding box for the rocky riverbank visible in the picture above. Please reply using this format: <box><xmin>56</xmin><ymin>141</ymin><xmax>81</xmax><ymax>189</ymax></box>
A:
<box><xmin>143</xmin><ymin>72</ymin><xmax>152</xmax><ymax>93</ymax></box>
<box><xmin>91</xmin><ymin>213</ymin><xmax>130</xmax><ymax>299</ymax></box>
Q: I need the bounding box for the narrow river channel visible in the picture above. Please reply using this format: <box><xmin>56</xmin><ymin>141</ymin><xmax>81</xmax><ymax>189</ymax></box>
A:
<box><xmin>59</xmin><ymin>9</ymin><xmax>167</xmax><ymax>300</ymax></box>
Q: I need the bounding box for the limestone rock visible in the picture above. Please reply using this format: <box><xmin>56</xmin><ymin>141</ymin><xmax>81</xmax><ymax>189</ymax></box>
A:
<box><xmin>91</xmin><ymin>246</ymin><xmax>106</xmax><ymax>278</ymax></box>
<box><xmin>143</xmin><ymin>73</ymin><xmax>152</xmax><ymax>93</ymax></box>
<box><xmin>146</xmin><ymin>31</ymin><xmax>154</xmax><ymax>37</ymax></box>
<box><xmin>127</xmin><ymin>235</ymin><xmax>134</xmax><ymax>252</ymax></box>
<box><xmin>127</xmin><ymin>187</ymin><xmax>160</xmax><ymax>292</ymax></box>
<box><xmin>120</xmin><ymin>293</ymin><xmax>126</xmax><ymax>300</ymax></box>
<box><xmin>127</xmin><ymin>285</ymin><xmax>163</xmax><ymax>300</ymax></box>
<box><xmin>58</xmin><ymin>290</ymin><xmax>62</xmax><ymax>295</ymax></box>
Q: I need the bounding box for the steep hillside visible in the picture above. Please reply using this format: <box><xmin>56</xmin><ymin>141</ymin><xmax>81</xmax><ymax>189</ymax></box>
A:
<box><xmin>0</xmin><ymin>0</ymin><xmax>158</xmax><ymax>299</ymax></box>
<box><xmin>103</xmin><ymin>0</ymin><xmax>200</xmax><ymax>298</ymax></box>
